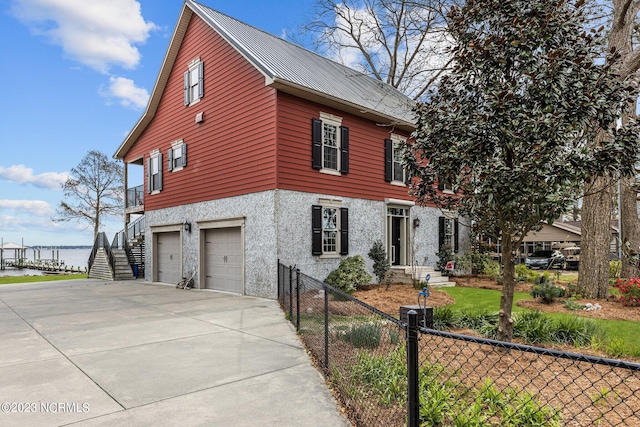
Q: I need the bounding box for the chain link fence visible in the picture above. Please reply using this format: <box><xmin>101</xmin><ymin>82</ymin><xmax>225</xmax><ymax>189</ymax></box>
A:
<box><xmin>277</xmin><ymin>262</ymin><xmax>640</xmax><ymax>427</ymax></box>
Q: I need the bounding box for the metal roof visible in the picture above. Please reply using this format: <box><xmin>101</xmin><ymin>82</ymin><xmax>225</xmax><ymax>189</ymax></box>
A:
<box><xmin>189</xmin><ymin>0</ymin><xmax>415</xmax><ymax>126</ymax></box>
<box><xmin>115</xmin><ymin>1</ymin><xmax>415</xmax><ymax>159</ymax></box>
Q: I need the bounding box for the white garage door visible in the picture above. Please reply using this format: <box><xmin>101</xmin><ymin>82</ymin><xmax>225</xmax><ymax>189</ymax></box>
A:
<box><xmin>204</xmin><ymin>227</ymin><xmax>243</xmax><ymax>293</ymax></box>
<box><xmin>156</xmin><ymin>231</ymin><xmax>181</xmax><ymax>284</ymax></box>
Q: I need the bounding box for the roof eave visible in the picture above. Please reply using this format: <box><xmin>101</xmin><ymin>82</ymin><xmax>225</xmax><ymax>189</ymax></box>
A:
<box><xmin>268</xmin><ymin>77</ymin><xmax>415</xmax><ymax>133</ymax></box>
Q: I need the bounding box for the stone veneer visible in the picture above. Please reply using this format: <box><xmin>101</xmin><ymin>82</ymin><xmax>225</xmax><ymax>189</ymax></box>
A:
<box><xmin>143</xmin><ymin>189</ymin><xmax>469</xmax><ymax>299</ymax></box>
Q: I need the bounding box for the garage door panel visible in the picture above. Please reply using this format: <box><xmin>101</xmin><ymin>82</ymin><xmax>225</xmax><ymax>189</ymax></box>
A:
<box><xmin>204</xmin><ymin>227</ymin><xmax>243</xmax><ymax>293</ymax></box>
<box><xmin>157</xmin><ymin>232</ymin><xmax>181</xmax><ymax>284</ymax></box>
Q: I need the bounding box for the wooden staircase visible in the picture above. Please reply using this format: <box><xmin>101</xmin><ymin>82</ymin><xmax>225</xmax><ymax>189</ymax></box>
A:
<box><xmin>390</xmin><ymin>266</ymin><xmax>455</xmax><ymax>287</ymax></box>
<box><xmin>88</xmin><ymin>248</ymin><xmax>136</xmax><ymax>281</ymax></box>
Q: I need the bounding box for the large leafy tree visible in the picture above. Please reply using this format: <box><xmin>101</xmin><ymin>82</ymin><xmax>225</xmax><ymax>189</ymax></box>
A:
<box><xmin>402</xmin><ymin>0</ymin><xmax>640</xmax><ymax>341</ymax></box>
<box><xmin>54</xmin><ymin>150</ymin><xmax>124</xmax><ymax>240</ymax></box>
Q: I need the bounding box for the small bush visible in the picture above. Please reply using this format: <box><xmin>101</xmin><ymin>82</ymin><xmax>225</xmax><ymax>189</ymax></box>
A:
<box><xmin>615</xmin><ymin>277</ymin><xmax>640</xmax><ymax>306</ymax></box>
<box><xmin>513</xmin><ymin>310</ymin><xmax>553</xmax><ymax>344</ymax></box>
<box><xmin>609</xmin><ymin>260</ymin><xmax>622</xmax><ymax>279</ymax></box>
<box><xmin>564</xmin><ymin>298</ymin><xmax>585</xmax><ymax>311</ymax></box>
<box><xmin>531</xmin><ymin>282</ymin><xmax>566</xmax><ymax>304</ymax></box>
<box><xmin>433</xmin><ymin>306</ymin><xmax>457</xmax><ymax>330</ymax></box>
<box><xmin>367</xmin><ymin>240</ymin><xmax>390</xmax><ymax>287</ymax></box>
<box><xmin>515</xmin><ymin>263</ymin><xmax>539</xmax><ymax>283</ymax></box>
<box><xmin>484</xmin><ymin>260</ymin><xmax>501</xmax><ymax>281</ymax></box>
<box><xmin>436</xmin><ymin>244</ymin><xmax>455</xmax><ymax>272</ymax></box>
<box><xmin>341</xmin><ymin>322</ymin><xmax>381</xmax><ymax>349</ymax></box>
<box><xmin>553</xmin><ymin>316</ymin><xmax>600</xmax><ymax>347</ymax></box>
<box><xmin>325</xmin><ymin>255</ymin><xmax>372</xmax><ymax>295</ymax></box>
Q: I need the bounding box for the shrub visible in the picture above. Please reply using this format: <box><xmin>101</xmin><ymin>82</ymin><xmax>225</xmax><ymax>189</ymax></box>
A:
<box><xmin>513</xmin><ymin>310</ymin><xmax>553</xmax><ymax>344</ymax></box>
<box><xmin>531</xmin><ymin>282</ymin><xmax>566</xmax><ymax>304</ymax></box>
<box><xmin>367</xmin><ymin>240</ymin><xmax>390</xmax><ymax>287</ymax></box>
<box><xmin>515</xmin><ymin>263</ymin><xmax>539</xmax><ymax>283</ymax></box>
<box><xmin>609</xmin><ymin>260</ymin><xmax>622</xmax><ymax>279</ymax></box>
<box><xmin>436</xmin><ymin>244</ymin><xmax>455</xmax><ymax>272</ymax></box>
<box><xmin>553</xmin><ymin>316</ymin><xmax>600</xmax><ymax>347</ymax></box>
<box><xmin>484</xmin><ymin>260</ymin><xmax>501</xmax><ymax>281</ymax></box>
<box><xmin>325</xmin><ymin>255</ymin><xmax>372</xmax><ymax>295</ymax></box>
<box><xmin>341</xmin><ymin>322</ymin><xmax>382</xmax><ymax>349</ymax></box>
<box><xmin>433</xmin><ymin>306</ymin><xmax>457</xmax><ymax>331</ymax></box>
<box><xmin>614</xmin><ymin>277</ymin><xmax>640</xmax><ymax>307</ymax></box>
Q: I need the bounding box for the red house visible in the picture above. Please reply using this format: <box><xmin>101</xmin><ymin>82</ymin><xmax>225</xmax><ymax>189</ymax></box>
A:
<box><xmin>114</xmin><ymin>0</ymin><xmax>466</xmax><ymax>297</ymax></box>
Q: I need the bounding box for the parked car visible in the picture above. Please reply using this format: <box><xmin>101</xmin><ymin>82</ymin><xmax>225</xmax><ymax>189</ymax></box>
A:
<box><xmin>525</xmin><ymin>250</ymin><xmax>565</xmax><ymax>269</ymax></box>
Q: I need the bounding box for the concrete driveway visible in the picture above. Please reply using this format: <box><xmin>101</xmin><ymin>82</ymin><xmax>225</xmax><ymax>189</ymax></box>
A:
<box><xmin>0</xmin><ymin>279</ymin><xmax>350</xmax><ymax>427</ymax></box>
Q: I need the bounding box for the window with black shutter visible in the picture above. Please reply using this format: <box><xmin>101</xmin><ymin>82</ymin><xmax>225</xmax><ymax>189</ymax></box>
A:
<box><xmin>311</xmin><ymin>202</ymin><xmax>349</xmax><ymax>256</ymax></box>
<box><xmin>184</xmin><ymin>58</ymin><xmax>203</xmax><ymax>106</ymax></box>
<box><xmin>312</xmin><ymin>113</ymin><xmax>348</xmax><ymax>174</ymax></box>
<box><xmin>438</xmin><ymin>216</ymin><xmax>459</xmax><ymax>253</ymax></box>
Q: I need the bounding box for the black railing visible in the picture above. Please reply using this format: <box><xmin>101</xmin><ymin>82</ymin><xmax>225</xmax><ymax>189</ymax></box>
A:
<box><xmin>278</xmin><ymin>262</ymin><xmax>640</xmax><ymax>427</ymax></box>
<box><xmin>126</xmin><ymin>185</ymin><xmax>144</xmax><ymax>209</ymax></box>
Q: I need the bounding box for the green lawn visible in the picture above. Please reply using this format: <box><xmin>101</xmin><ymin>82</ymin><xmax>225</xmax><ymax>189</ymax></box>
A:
<box><xmin>0</xmin><ymin>274</ymin><xmax>88</xmax><ymax>285</ymax></box>
<box><xmin>439</xmin><ymin>286</ymin><xmax>640</xmax><ymax>358</ymax></box>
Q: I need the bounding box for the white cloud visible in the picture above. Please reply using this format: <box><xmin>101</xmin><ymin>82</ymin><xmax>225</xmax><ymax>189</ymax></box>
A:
<box><xmin>11</xmin><ymin>0</ymin><xmax>157</xmax><ymax>73</ymax></box>
<box><xmin>100</xmin><ymin>76</ymin><xmax>150</xmax><ymax>110</ymax></box>
<box><xmin>0</xmin><ymin>165</ymin><xmax>68</xmax><ymax>190</ymax></box>
<box><xmin>0</xmin><ymin>200</ymin><xmax>54</xmax><ymax>216</ymax></box>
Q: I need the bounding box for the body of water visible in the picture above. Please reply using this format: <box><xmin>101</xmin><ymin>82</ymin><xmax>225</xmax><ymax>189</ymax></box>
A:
<box><xmin>0</xmin><ymin>248</ymin><xmax>92</xmax><ymax>277</ymax></box>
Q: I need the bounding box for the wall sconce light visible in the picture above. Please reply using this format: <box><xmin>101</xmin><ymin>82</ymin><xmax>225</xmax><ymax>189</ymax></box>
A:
<box><xmin>413</xmin><ymin>217</ymin><xmax>421</xmax><ymax>228</ymax></box>
<box><xmin>184</xmin><ymin>221</ymin><xmax>192</xmax><ymax>233</ymax></box>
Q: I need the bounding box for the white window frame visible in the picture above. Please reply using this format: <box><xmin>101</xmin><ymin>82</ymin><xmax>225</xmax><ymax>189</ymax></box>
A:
<box><xmin>443</xmin><ymin>217</ymin><xmax>455</xmax><ymax>249</ymax></box>
<box><xmin>169</xmin><ymin>139</ymin><xmax>186</xmax><ymax>172</ymax></box>
<box><xmin>390</xmin><ymin>134</ymin><xmax>407</xmax><ymax>185</ymax></box>
<box><xmin>185</xmin><ymin>57</ymin><xmax>202</xmax><ymax>106</ymax></box>
<box><xmin>149</xmin><ymin>149</ymin><xmax>162</xmax><ymax>194</ymax></box>
<box><xmin>319</xmin><ymin>198</ymin><xmax>342</xmax><ymax>258</ymax></box>
<box><xmin>320</xmin><ymin>112</ymin><xmax>342</xmax><ymax>175</ymax></box>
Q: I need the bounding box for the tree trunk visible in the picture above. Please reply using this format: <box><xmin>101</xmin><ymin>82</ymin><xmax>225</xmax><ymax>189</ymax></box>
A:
<box><xmin>621</xmin><ymin>175</ymin><xmax>640</xmax><ymax>277</ymax></box>
<box><xmin>497</xmin><ymin>233</ymin><xmax>515</xmax><ymax>342</ymax></box>
<box><xmin>578</xmin><ymin>175</ymin><xmax>613</xmax><ymax>299</ymax></box>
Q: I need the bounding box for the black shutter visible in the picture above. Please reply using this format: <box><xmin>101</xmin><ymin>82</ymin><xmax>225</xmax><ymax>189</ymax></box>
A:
<box><xmin>384</xmin><ymin>139</ymin><xmax>392</xmax><ymax>182</ymax></box>
<box><xmin>197</xmin><ymin>62</ymin><xmax>204</xmax><ymax>99</ymax></box>
<box><xmin>340</xmin><ymin>207</ymin><xmax>349</xmax><ymax>255</ymax></box>
<box><xmin>157</xmin><ymin>153</ymin><xmax>163</xmax><ymax>191</ymax></box>
<box><xmin>167</xmin><ymin>148</ymin><xmax>174</xmax><ymax>171</ymax></box>
<box><xmin>184</xmin><ymin>71</ymin><xmax>190</xmax><ymax>105</ymax></box>
<box><xmin>312</xmin><ymin>205</ymin><xmax>322</xmax><ymax>255</ymax></box>
<box><xmin>340</xmin><ymin>126</ymin><xmax>349</xmax><ymax>174</ymax></box>
<box><xmin>182</xmin><ymin>143</ymin><xmax>187</xmax><ymax>167</ymax></box>
<box><xmin>147</xmin><ymin>157</ymin><xmax>152</xmax><ymax>193</ymax></box>
<box><xmin>312</xmin><ymin>118</ymin><xmax>322</xmax><ymax>169</ymax></box>
<box><xmin>454</xmin><ymin>219</ymin><xmax>459</xmax><ymax>253</ymax></box>
<box><xmin>438</xmin><ymin>216</ymin><xmax>445</xmax><ymax>250</ymax></box>
<box><xmin>438</xmin><ymin>178</ymin><xmax>444</xmax><ymax>191</ymax></box>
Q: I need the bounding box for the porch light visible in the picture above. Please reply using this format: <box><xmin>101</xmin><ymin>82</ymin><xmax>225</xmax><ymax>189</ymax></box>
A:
<box><xmin>184</xmin><ymin>221</ymin><xmax>192</xmax><ymax>233</ymax></box>
<box><xmin>413</xmin><ymin>217</ymin><xmax>421</xmax><ymax>228</ymax></box>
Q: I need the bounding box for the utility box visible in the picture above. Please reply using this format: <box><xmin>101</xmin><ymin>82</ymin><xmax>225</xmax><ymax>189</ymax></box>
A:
<box><xmin>400</xmin><ymin>305</ymin><xmax>433</xmax><ymax>329</ymax></box>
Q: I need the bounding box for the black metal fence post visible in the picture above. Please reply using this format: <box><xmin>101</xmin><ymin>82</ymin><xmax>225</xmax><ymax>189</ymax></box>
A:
<box><xmin>288</xmin><ymin>265</ymin><xmax>293</xmax><ymax>322</ymax></box>
<box><xmin>407</xmin><ymin>310</ymin><xmax>419</xmax><ymax>427</ymax></box>
<box><xmin>324</xmin><ymin>283</ymin><xmax>329</xmax><ymax>369</ymax></box>
<box><xmin>296</xmin><ymin>268</ymin><xmax>301</xmax><ymax>332</ymax></box>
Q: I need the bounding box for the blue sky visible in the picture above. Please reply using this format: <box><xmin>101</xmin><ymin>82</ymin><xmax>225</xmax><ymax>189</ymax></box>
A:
<box><xmin>0</xmin><ymin>0</ymin><xmax>312</xmax><ymax>246</ymax></box>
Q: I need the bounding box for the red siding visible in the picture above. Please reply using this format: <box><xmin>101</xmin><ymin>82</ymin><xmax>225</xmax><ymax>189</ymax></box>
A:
<box><xmin>276</xmin><ymin>92</ymin><xmax>419</xmax><ymax>202</ymax></box>
<box><xmin>124</xmin><ymin>15</ymin><xmax>277</xmax><ymax>211</ymax></box>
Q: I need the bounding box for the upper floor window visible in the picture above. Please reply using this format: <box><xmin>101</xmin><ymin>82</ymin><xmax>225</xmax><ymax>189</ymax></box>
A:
<box><xmin>438</xmin><ymin>176</ymin><xmax>455</xmax><ymax>193</ymax></box>
<box><xmin>385</xmin><ymin>135</ymin><xmax>410</xmax><ymax>185</ymax></box>
<box><xmin>147</xmin><ymin>150</ymin><xmax>163</xmax><ymax>194</ymax></box>
<box><xmin>168</xmin><ymin>140</ymin><xmax>187</xmax><ymax>172</ymax></box>
<box><xmin>184</xmin><ymin>58</ymin><xmax>203</xmax><ymax>106</ymax></box>
<box><xmin>312</xmin><ymin>113</ymin><xmax>349</xmax><ymax>174</ymax></box>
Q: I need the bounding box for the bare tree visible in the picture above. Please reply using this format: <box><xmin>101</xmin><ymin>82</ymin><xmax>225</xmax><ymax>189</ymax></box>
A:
<box><xmin>300</xmin><ymin>0</ymin><xmax>458</xmax><ymax>100</ymax></box>
<box><xmin>53</xmin><ymin>150</ymin><xmax>124</xmax><ymax>240</ymax></box>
